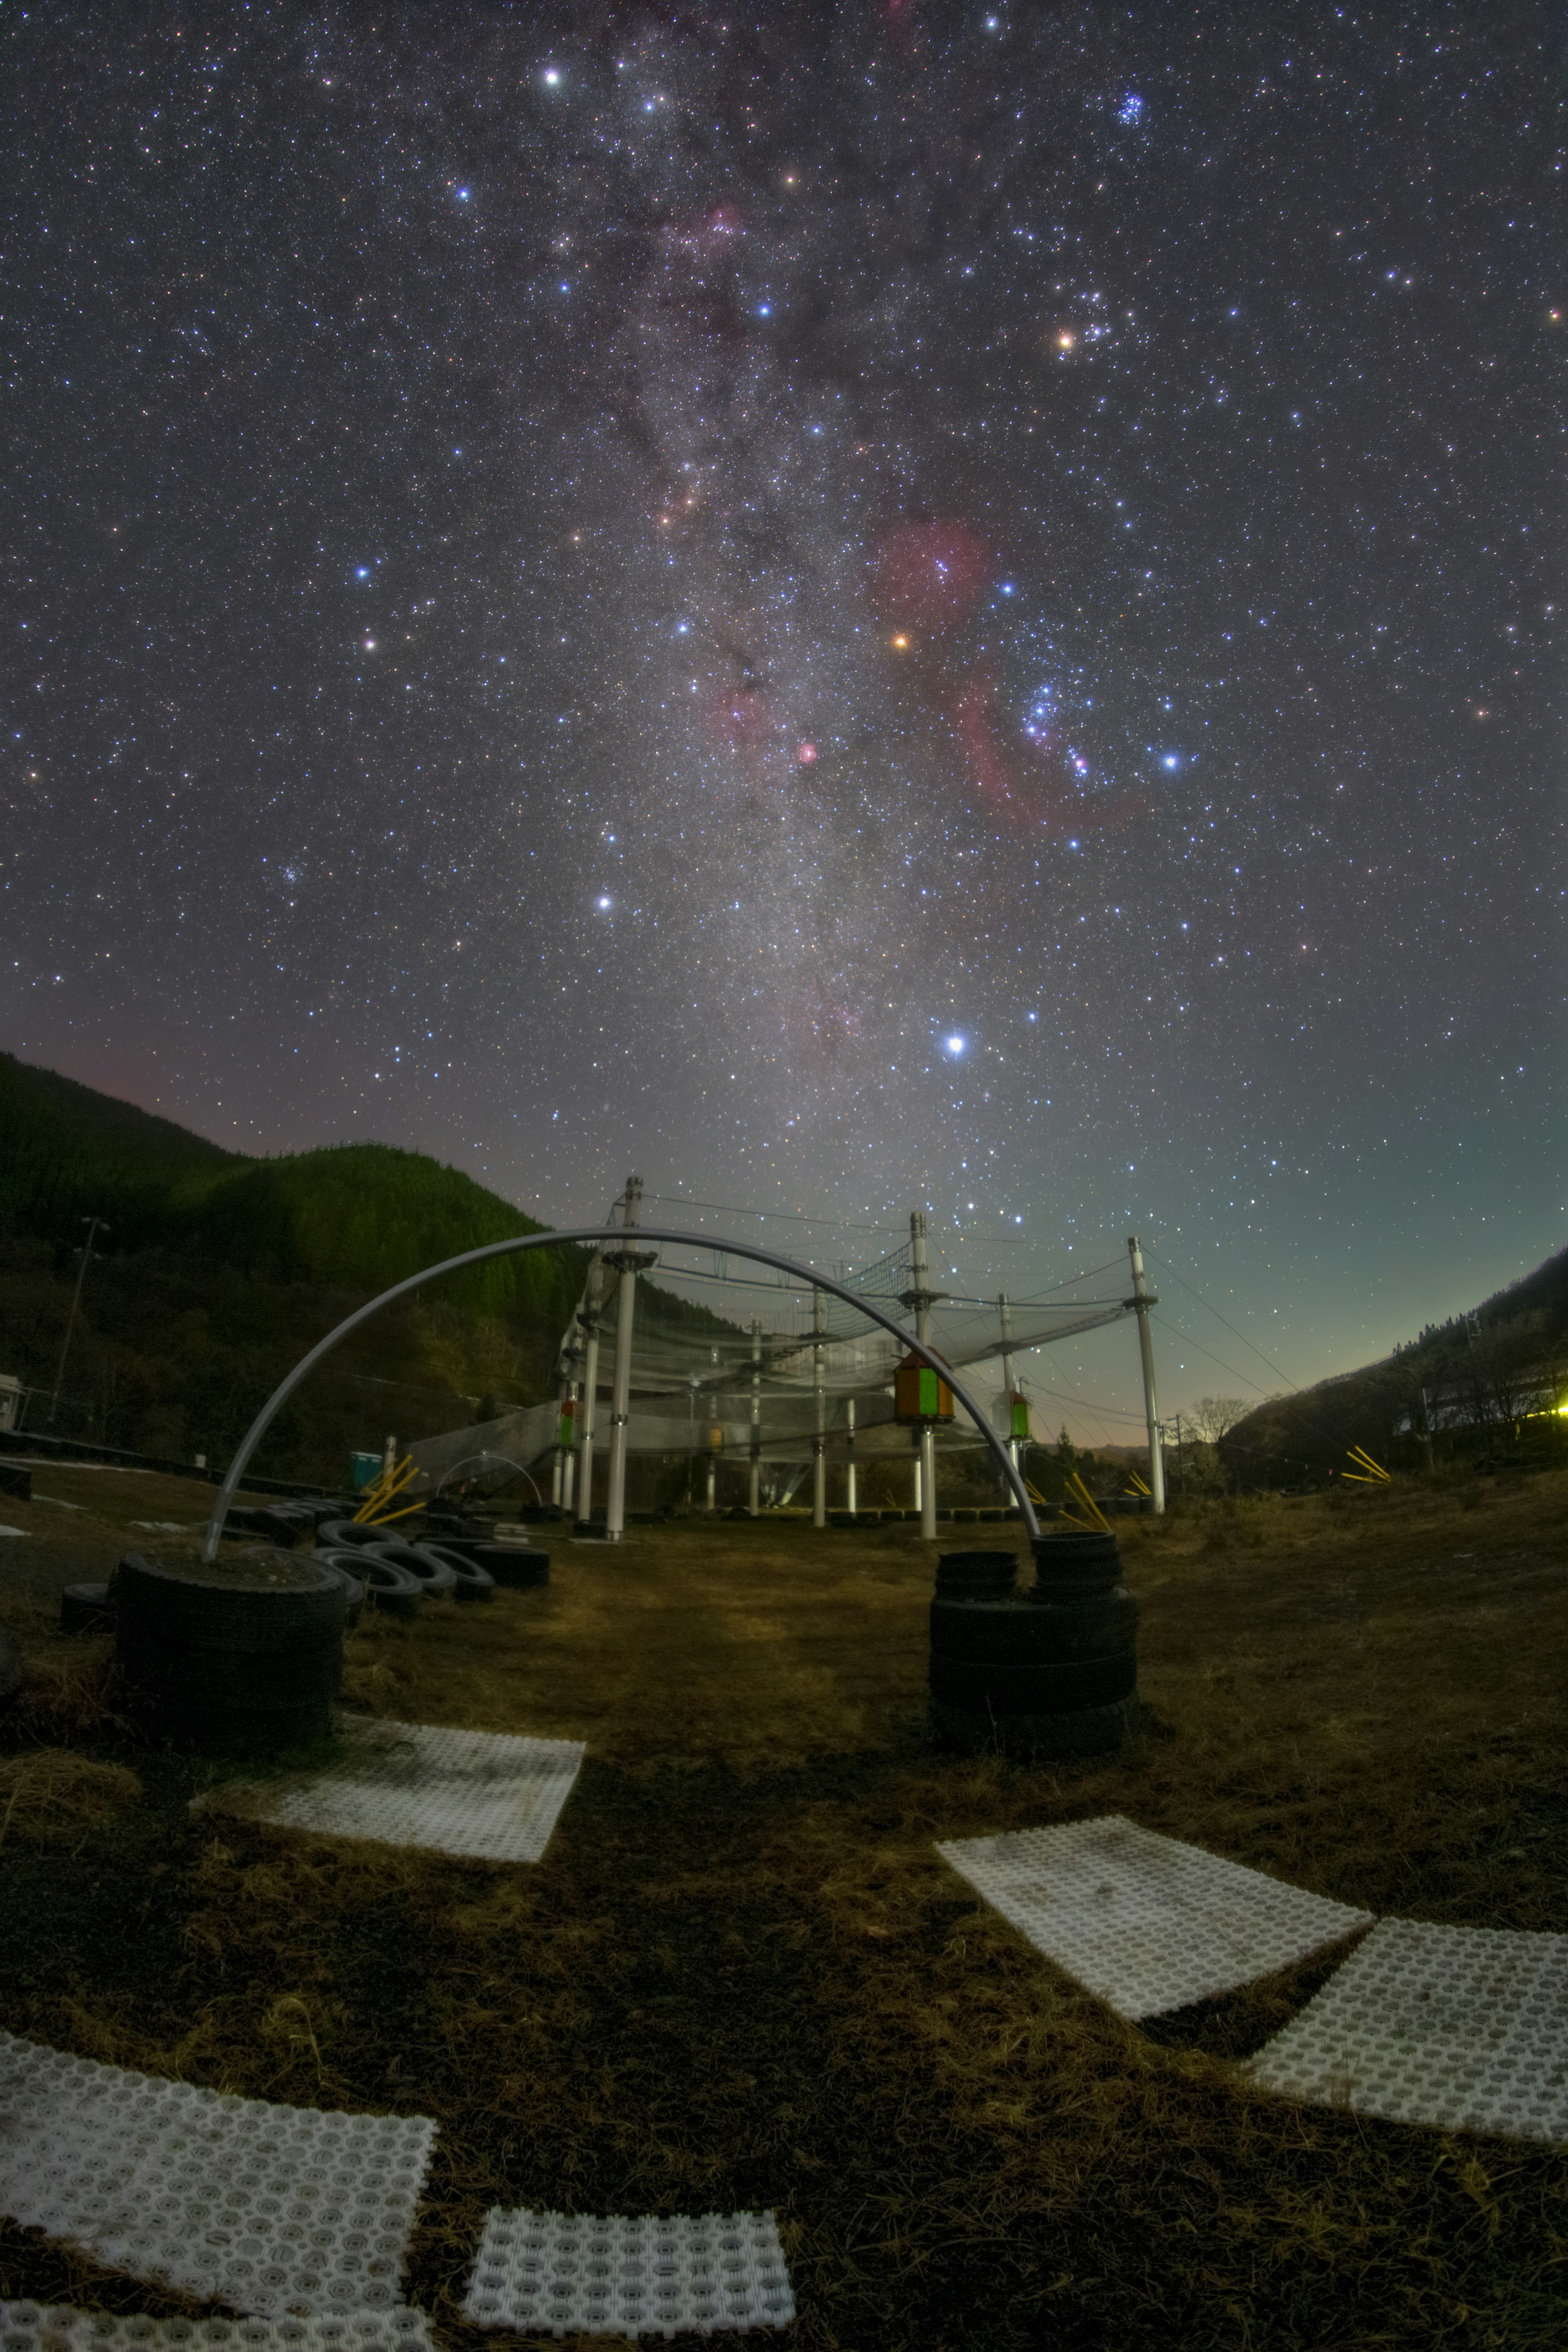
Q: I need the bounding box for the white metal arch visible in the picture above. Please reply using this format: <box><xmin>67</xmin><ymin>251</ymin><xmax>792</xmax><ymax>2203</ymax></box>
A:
<box><xmin>201</xmin><ymin>1223</ymin><xmax>1042</xmax><ymax>1561</ymax></box>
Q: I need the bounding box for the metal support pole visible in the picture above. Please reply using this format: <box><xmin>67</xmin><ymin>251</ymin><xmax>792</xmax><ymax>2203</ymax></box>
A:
<box><xmin>811</xmin><ymin>1285</ymin><xmax>827</xmax><ymax>1529</ymax></box>
<box><xmin>909</xmin><ymin>1211</ymin><xmax>938</xmax><ymax>1539</ymax></box>
<box><xmin>1126</xmin><ymin>1235</ymin><xmax>1166</xmax><ymax>1514</ymax></box>
<box><xmin>748</xmin><ymin>1319</ymin><xmax>762</xmax><ymax>1516</ymax></box>
<box><xmin>48</xmin><ymin>1215</ymin><xmax>108</xmax><ymax>1425</ymax></box>
<box><xmin>845</xmin><ymin>1395</ymin><xmax>857</xmax><ymax>1516</ymax></box>
<box><xmin>575</xmin><ymin>1287</ymin><xmax>601</xmax><ymax>1528</ymax></box>
<box><xmin>605</xmin><ymin>1178</ymin><xmax>655</xmax><ymax>1542</ymax></box>
<box><xmin>998</xmin><ymin>1290</ymin><xmax>1019</xmax><ymax>1483</ymax></box>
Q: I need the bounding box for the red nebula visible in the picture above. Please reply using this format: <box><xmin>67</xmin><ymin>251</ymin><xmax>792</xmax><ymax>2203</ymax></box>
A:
<box><xmin>947</xmin><ymin>667</ymin><xmax>1147</xmax><ymax>838</ymax></box>
<box><xmin>796</xmin><ymin>740</ymin><xmax>818</xmax><ymax>764</ymax></box>
<box><xmin>873</xmin><ymin>520</ymin><xmax>991</xmax><ymax>633</ymax></box>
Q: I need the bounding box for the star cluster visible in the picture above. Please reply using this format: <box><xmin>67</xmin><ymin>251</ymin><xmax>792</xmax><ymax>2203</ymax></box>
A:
<box><xmin>0</xmin><ymin>2</ymin><xmax>1558</xmax><ymax>1402</ymax></box>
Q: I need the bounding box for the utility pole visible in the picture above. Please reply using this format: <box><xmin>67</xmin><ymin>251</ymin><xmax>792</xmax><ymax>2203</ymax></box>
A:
<box><xmin>748</xmin><ymin>1319</ymin><xmax>763</xmax><ymax>1517</ymax></box>
<box><xmin>902</xmin><ymin>1211</ymin><xmax>942</xmax><ymax>1540</ymax></box>
<box><xmin>1418</xmin><ymin>1385</ymin><xmax>1436</xmax><ymax>1472</ymax></box>
<box><xmin>845</xmin><ymin>1394</ymin><xmax>857</xmax><ymax>1516</ymax></box>
<box><xmin>811</xmin><ymin>1284</ymin><xmax>827</xmax><ymax>1529</ymax></box>
<box><xmin>604</xmin><ymin>1178</ymin><xmax>656</xmax><ymax>1542</ymax></box>
<box><xmin>49</xmin><ymin>1216</ymin><xmax>108</xmax><ymax>1425</ymax></box>
<box><xmin>1126</xmin><ymin>1236</ymin><xmax>1165</xmax><ymax>1514</ymax></box>
<box><xmin>574</xmin><ymin>1263</ymin><xmax>603</xmax><ymax>1528</ymax></box>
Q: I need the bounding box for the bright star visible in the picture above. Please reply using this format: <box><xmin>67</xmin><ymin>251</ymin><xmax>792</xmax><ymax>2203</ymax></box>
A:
<box><xmin>945</xmin><ymin>1034</ymin><xmax>966</xmax><ymax>1056</ymax></box>
<box><xmin>1163</xmin><ymin>754</ymin><xmax>1180</xmax><ymax>770</ymax></box>
<box><xmin>596</xmin><ymin>896</ymin><xmax>612</xmax><ymax>911</ymax></box>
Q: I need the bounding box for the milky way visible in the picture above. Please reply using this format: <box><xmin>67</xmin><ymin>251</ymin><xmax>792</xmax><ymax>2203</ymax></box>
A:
<box><xmin>0</xmin><ymin>3</ymin><xmax>1559</xmax><ymax>1417</ymax></box>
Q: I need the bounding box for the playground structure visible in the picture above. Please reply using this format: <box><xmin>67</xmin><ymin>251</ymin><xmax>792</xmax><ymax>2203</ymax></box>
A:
<box><xmin>401</xmin><ymin>1183</ymin><xmax>1167</xmax><ymax>1541</ymax></box>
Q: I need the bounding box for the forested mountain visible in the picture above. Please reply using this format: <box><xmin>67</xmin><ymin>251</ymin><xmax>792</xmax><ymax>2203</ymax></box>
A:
<box><xmin>0</xmin><ymin>1052</ymin><xmax>722</xmax><ymax>1484</ymax></box>
<box><xmin>1219</xmin><ymin>1244</ymin><xmax>1568</xmax><ymax>1486</ymax></box>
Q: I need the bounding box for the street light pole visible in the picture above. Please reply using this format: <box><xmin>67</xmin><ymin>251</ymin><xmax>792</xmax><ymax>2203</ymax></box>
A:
<box><xmin>49</xmin><ymin>1216</ymin><xmax>108</xmax><ymax>1426</ymax></box>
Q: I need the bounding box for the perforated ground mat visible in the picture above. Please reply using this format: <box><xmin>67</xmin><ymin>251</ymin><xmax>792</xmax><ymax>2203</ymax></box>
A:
<box><xmin>0</xmin><ymin>2032</ymin><xmax>436</xmax><ymax>2317</ymax></box>
<box><xmin>936</xmin><ymin>1815</ymin><xmax>1374</xmax><ymax>2020</ymax></box>
<box><xmin>461</xmin><ymin>2208</ymin><xmax>795</xmax><ymax>2340</ymax></box>
<box><xmin>1246</xmin><ymin>1916</ymin><xmax>1568</xmax><ymax>2143</ymax></box>
<box><xmin>0</xmin><ymin>2312</ymin><xmax>436</xmax><ymax>2352</ymax></box>
<box><xmin>195</xmin><ymin>1719</ymin><xmax>585</xmax><ymax>1864</ymax></box>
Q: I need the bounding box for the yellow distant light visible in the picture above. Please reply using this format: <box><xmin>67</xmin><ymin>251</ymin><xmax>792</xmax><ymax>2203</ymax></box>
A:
<box><xmin>891</xmin><ymin>633</ymin><xmax>909</xmax><ymax>650</ymax></box>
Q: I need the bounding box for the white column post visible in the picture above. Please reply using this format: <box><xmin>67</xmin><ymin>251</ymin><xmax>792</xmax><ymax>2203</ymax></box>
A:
<box><xmin>910</xmin><ymin>1211</ymin><xmax>938</xmax><ymax>1540</ymax></box>
<box><xmin>845</xmin><ymin>1394</ymin><xmax>857</xmax><ymax>1516</ymax></box>
<box><xmin>811</xmin><ymin>1284</ymin><xmax>827</xmax><ymax>1529</ymax></box>
<box><xmin>1127</xmin><ymin>1235</ymin><xmax>1166</xmax><ymax>1514</ymax></box>
<box><xmin>748</xmin><ymin>1319</ymin><xmax>762</xmax><ymax>1516</ymax></box>
<box><xmin>605</xmin><ymin>1178</ymin><xmax>654</xmax><ymax>1542</ymax></box>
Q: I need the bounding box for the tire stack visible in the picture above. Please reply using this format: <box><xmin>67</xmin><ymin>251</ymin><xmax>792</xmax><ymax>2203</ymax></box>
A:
<box><xmin>928</xmin><ymin>1531</ymin><xmax>1139</xmax><ymax>1759</ymax></box>
<box><xmin>114</xmin><ymin>1548</ymin><xmax>347</xmax><ymax>1757</ymax></box>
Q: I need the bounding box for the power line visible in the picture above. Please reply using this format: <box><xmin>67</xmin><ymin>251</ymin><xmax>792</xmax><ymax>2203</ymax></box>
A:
<box><xmin>1150</xmin><ymin>1313</ymin><xmax>1275</xmax><ymax>1399</ymax></box>
<box><xmin>1146</xmin><ymin>1249</ymin><xmax>1303</xmax><ymax>1394</ymax></box>
<box><xmin>647</xmin><ymin>1195</ymin><xmax>904</xmax><ymax>1233</ymax></box>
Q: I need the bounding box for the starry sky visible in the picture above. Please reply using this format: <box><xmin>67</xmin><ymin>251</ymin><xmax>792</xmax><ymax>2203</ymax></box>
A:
<box><xmin>1</xmin><ymin>2</ymin><xmax>1560</xmax><ymax>1437</ymax></box>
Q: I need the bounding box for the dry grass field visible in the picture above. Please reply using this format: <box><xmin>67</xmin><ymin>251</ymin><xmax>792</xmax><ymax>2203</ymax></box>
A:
<box><xmin>1</xmin><ymin>1459</ymin><xmax>1566</xmax><ymax>2350</ymax></box>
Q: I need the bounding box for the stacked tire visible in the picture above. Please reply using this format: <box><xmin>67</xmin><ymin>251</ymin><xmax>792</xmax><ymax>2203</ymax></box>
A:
<box><xmin>928</xmin><ymin>1532</ymin><xmax>1139</xmax><ymax>1758</ymax></box>
<box><xmin>114</xmin><ymin>1549</ymin><xmax>347</xmax><ymax>1757</ymax></box>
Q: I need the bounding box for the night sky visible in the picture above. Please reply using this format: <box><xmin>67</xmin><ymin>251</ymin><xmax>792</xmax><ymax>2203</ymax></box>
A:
<box><xmin>2</xmin><ymin>3</ymin><xmax>1560</xmax><ymax>1435</ymax></box>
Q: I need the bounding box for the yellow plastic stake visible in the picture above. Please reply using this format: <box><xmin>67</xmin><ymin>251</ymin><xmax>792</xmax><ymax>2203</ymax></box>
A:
<box><xmin>1065</xmin><ymin>1472</ymin><xmax>1113</xmax><ymax>1535</ymax></box>
<box><xmin>354</xmin><ymin>1456</ymin><xmax>418</xmax><ymax>1523</ymax></box>
<box><xmin>1127</xmin><ymin>1471</ymin><xmax>1152</xmax><ymax>1497</ymax></box>
<box><xmin>365</xmin><ymin>1497</ymin><xmax>428</xmax><ymax>1527</ymax></box>
<box><xmin>1346</xmin><ymin>1447</ymin><xmax>1391</xmax><ymax>1483</ymax></box>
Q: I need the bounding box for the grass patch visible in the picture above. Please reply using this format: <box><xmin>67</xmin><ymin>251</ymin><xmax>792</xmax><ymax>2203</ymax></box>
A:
<box><xmin>1</xmin><ymin>1474</ymin><xmax>1566</xmax><ymax>2347</ymax></box>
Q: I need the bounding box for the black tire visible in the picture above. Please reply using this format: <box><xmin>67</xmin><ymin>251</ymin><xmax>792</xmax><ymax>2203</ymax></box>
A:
<box><xmin>367</xmin><ymin>1540</ymin><xmax>457</xmax><ymax>1596</ymax></box>
<box><xmin>928</xmin><ymin>1692</ymin><xmax>1139</xmax><ymax>1759</ymax></box>
<box><xmin>354</xmin><ymin>1557</ymin><xmax>425</xmax><ymax>1619</ymax></box>
<box><xmin>417</xmin><ymin>1544</ymin><xmax>496</xmax><ymax>1601</ymax></box>
<box><xmin>318</xmin><ymin>1516</ymin><xmax>393</xmax><ymax>1550</ymax></box>
<box><xmin>308</xmin><ymin>1550</ymin><xmax>367</xmax><ymax>1628</ymax></box>
<box><xmin>113</xmin><ymin>1550</ymin><xmax>345</xmax><ymax>1755</ymax></box>
<box><xmin>60</xmin><ymin>1582</ymin><xmax>117</xmax><ymax>1635</ymax></box>
<box><xmin>1030</xmin><ymin>1529</ymin><xmax>1123</xmax><ymax>1589</ymax></box>
<box><xmin>930</xmin><ymin>1589</ymin><xmax>1138</xmax><ymax>1664</ymax></box>
<box><xmin>114</xmin><ymin>1550</ymin><xmax>347</xmax><ymax>1653</ymax></box>
<box><xmin>0</xmin><ymin>1624</ymin><xmax>22</xmax><ymax>1711</ymax></box>
<box><xmin>929</xmin><ymin>1647</ymin><xmax>1137</xmax><ymax>1713</ymax></box>
<box><xmin>934</xmin><ymin>1549</ymin><xmax>1018</xmax><ymax>1600</ymax></box>
<box><xmin>472</xmin><ymin>1543</ymin><xmax>550</xmax><ymax>1589</ymax></box>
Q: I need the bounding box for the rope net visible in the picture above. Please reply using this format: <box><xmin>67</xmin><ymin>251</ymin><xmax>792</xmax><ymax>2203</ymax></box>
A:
<box><xmin>407</xmin><ymin>1229</ymin><xmax>1136</xmax><ymax>1499</ymax></box>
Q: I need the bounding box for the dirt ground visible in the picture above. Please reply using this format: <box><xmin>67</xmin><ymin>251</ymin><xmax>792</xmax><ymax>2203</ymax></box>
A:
<box><xmin>1</xmin><ymin>1460</ymin><xmax>1566</xmax><ymax>2350</ymax></box>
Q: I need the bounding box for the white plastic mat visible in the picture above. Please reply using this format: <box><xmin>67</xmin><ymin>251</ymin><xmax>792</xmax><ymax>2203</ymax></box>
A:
<box><xmin>936</xmin><ymin>1814</ymin><xmax>1374</xmax><ymax>2020</ymax></box>
<box><xmin>1246</xmin><ymin>1916</ymin><xmax>1568</xmax><ymax>2143</ymax></box>
<box><xmin>0</xmin><ymin>2312</ymin><xmax>436</xmax><ymax>2352</ymax></box>
<box><xmin>462</xmin><ymin>2208</ymin><xmax>795</xmax><ymax>2341</ymax></box>
<box><xmin>196</xmin><ymin>1719</ymin><xmax>584</xmax><ymax>1865</ymax></box>
<box><xmin>0</xmin><ymin>2033</ymin><xmax>436</xmax><ymax>2318</ymax></box>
